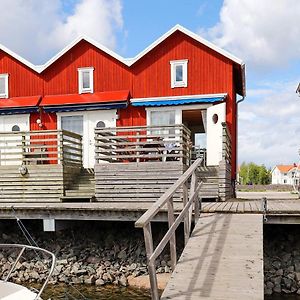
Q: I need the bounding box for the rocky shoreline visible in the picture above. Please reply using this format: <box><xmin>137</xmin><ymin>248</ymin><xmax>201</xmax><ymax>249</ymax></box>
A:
<box><xmin>0</xmin><ymin>220</ymin><xmax>180</xmax><ymax>288</ymax></box>
<box><xmin>264</xmin><ymin>224</ymin><xmax>300</xmax><ymax>296</ymax></box>
<box><xmin>2</xmin><ymin>220</ymin><xmax>300</xmax><ymax>296</ymax></box>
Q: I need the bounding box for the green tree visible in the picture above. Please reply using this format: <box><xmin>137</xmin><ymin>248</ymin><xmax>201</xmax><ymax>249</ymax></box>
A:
<box><xmin>238</xmin><ymin>162</ymin><xmax>271</xmax><ymax>185</ymax></box>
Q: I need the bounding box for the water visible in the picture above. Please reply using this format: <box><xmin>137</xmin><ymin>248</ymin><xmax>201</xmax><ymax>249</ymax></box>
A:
<box><xmin>43</xmin><ymin>284</ymin><xmax>152</xmax><ymax>299</ymax></box>
<box><xmin>265</xmin><ymin>295</ymin><xmax>300</xmax><ymax>300</ymax></box>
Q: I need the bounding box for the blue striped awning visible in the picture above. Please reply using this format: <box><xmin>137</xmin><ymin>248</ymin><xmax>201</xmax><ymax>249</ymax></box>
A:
<box><xmin>132</xmin><ymin>95</ymin><xmax>226</xmax><ymax>107</ymax></box>
<box><xmin>43</xmin><ymin>103</ymin><xmax>127</xmax><ymax>113</ymax></box>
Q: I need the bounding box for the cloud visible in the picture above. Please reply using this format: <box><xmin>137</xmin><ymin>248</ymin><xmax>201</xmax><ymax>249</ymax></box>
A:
<box><xmin>0</xmin><ymin>0</ymin><xmax>123</xmax><ymax>64</ymax></box>
<box><xmin>202</xmin><ymin>0</ymin><xmax>300</xmax><ymax>69</ymax></box>
<box><xmin>238</xmin><ymin>80</ymin><xmax>300</xmax><ymax>167</ymax></box>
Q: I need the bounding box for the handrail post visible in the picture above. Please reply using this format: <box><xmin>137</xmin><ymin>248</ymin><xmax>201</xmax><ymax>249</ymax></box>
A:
<box><xmin>189</xmin><ymin>171</ymin><xmax>197</xmax><ymax>226</ymax></box>
<box><xmin>182</xmin><ymin>182</ymin><xmax>190</xmax><ymax>246</ymax></box>
<box><xmin>58</xmin><ymin>130</ymin><xmax>64</xmax><ymax>165</ymax></box>
<box><xmin>143</xmin><ymin>223</ymin><xmax>159</xmax><ymax>300</ymax></box>
<box><xmin>167</xmin><ymin>197</ymin><xmax>177</xmax><ymax>271</ymax></box>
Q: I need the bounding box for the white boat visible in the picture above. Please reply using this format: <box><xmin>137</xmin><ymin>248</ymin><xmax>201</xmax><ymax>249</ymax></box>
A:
<box><xmin>0</xmin><ymin>244</ymin><xmax>56</xmax><ymax>300</ymax></box>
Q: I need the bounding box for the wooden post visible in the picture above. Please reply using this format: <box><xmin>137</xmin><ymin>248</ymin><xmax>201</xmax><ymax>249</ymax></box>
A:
<box><xmin>21</xmin><ymin>134</ymin><xmax>26</xmax><ymax>165</ymax></box>
<box><xmin>167</xmin><ymin>197</ymin><xmax>177</xmax><ymax>270</ymax></box>
<box><xmin>189</xmin><ymin>172</ymin><xmax>197</xmax><ymax>228</ymax></box>
<box><xmin>182</xmin><ymin>182</ymin><xmax>190</xmax><ymax>246</ymax></box>
<box><xmin>136</xmin><ymin>131</ymin><xmax>140</xmax><ymax>163</ymax></box>
<box><xmin>143</xmin><ymin>223</ymin><xmax>159</xmax><ymax>300</ymax></box>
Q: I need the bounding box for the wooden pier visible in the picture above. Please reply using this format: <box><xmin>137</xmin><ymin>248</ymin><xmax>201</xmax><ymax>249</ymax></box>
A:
<box><xmin>161</xmin><ymin>213</ymin><xmax>263</xmax><ymax>300</ymax></box>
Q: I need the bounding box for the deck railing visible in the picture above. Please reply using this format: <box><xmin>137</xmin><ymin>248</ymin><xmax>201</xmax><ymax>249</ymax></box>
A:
<box><xmin>222</xmin><ymin>122</ymin><xmax>232</xmax><ymax>162</ymax></box>
<box><xmin>95</xmin><ymin>124</ymin><xmax>191</xmax><ymax>165</ymax></box>
<box><xmin>0</xmin><ymin>130</ymin><xmax>83</xmax><ymax>166</ymax></box>
<box><xmin>135</xmin><ymin>158</ymin><xmax>203</xmax><ymax>300</ymax></box>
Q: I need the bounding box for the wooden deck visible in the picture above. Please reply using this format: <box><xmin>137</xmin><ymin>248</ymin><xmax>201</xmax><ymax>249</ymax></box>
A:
<box><xmin>0</xmin><ymin>199</ymin><xmax>299</xmax><ymax>221</ymax></box>
<box><xmin>161</xmin><ymin>214</ymin><xmax>264</xmax><ymax>300</ymax></box>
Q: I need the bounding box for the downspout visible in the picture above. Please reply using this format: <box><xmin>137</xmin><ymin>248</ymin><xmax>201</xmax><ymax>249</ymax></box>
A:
<box><xmin>234</xmin><ymin>63</ymin><xmax>246</xmax><ymax>197</ymax></box>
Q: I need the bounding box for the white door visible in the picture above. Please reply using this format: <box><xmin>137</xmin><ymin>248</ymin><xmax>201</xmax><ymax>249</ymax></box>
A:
<box><xmin>58</xmin><ymin>110</ymin><xmax>117</xmax><ymax>168</ymax></box>
<box><xmin>86</xmin><ymin>110</ymin><xmax>117</xmax><ymax>167</ymax></box>
<box><xmin>0</xmin><ymin>114</ymin><xmax>29</xmax><ymax>165</ymax></box>
<box><xmin>206</xmin><ymin>103</ymin><xmax>226</xmax><ymax>166</ymax></box>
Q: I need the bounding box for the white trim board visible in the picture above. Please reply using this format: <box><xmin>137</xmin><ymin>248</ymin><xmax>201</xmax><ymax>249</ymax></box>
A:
<box><xmin>0</xmin><ymin>25</ymin><xmax>244</xmax><ymax>73</ymax></box>
<box><xmin>131</xmin><ymin>93</ymin><xmax>227</xmax><ymax>103</ymax></box>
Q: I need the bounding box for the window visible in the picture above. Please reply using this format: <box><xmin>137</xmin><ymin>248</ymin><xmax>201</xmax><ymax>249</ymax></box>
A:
<box><xmin>0</xmin><ymin>74</ymin><xmax>9</xmax><ymax>98</ymax></box>
<box><xmin>78</xmin><ymin>67</ymin><xmax>94</xmax><ymax>94</ymax></box>
<box><xmin>150</xmin><ymin>110</ymin><xmax>176</xmax><ymax>135</ymax></box>
<box><xmin>170</xmin><ymin>60</ymin><xmax>188</xmax><ymax>88</ymax></box>
<box><xmin>61</xmin><ymin>115</ymin><xmax>83</xmax><ymax>135</ymax></box>
<box><xmin>96</xmin><ymin>121</ymin><xmax>106</xmax><ymax>128</ymax></box>
<box><xmin>12</xmin><ymin>125</ymin><xmax>20</xmax><ymax>132</ymax></box>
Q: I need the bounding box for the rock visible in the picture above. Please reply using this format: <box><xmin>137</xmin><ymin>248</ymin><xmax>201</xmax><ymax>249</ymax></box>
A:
<box><xmin>266</xmin><ymin>281</ymin><xmax>274</xmax><ymax>289</ymax></box>
<box><xmin>276</xmin><ymin>269</ymin><xmax>284</xmax><ymax>276</ymax></box>
<box><xmin>283</xmin><ymin>277</ymin><xmax>292</xmax><ymax>289</ymax></box>
<box><xmin>264</xmin><ymin>288</ymin><xmax>272</xmax><ymax>295</ymax></box>
<box><xmin>117</xmin><ymin>250</ymin><xmax>127</xmax><ymax>260</ymax></box>
<box><xmin>273</xmin><ymin>284</ymin><xmax>282</xmax><ymax>293</ymax></box>
<box><xmin>118</xmin><ymin>275</ymin><xmax>127</xmax><ymax>286</ymax></box>
<box><xmin>85</xmin><ymin>275</ymin><xmax>96</xmax><ymax>284</ymax></box>
<box><xmin>95</xmin><ymin>278</ymin><xmax>105</xmax><ymax>286</ymax></box>
<box><xmin>282</xmin><ymin>253</ymin><xmax>292</xmax><ymax>263</ymax></box>
<box><xmin>75</xmin><ymin>269</ymin><xmax>88</xmax><ymax>276</ymax></box>
<box><xmin>272</xmin><ymin>260</ymin><xmax>281</xmax><ymax>270</ymax></box>
<box><xmin>272</xmin><ymin>276</ymin><xmax>282</xmax><ymax>285</ymax></box>
<box><xmin>295</xmin><ymin>260</ymin><xmax>300</xmax><ymax>272</ymax></box>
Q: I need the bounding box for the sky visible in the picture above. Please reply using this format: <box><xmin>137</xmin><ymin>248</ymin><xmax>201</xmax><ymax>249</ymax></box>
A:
<box><xmin>0</xmin><ymin>0</ymin><xmax>299</xmax><ymax>168</ymax></box>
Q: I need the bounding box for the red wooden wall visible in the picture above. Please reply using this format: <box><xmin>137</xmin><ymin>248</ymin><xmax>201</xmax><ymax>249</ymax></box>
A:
<box><xmin>0</xmin><ymin>30</ymin><xmax>240</xmax><ymax>178</ymax></box>
<box><xmin>0</xmin><ymin>51</ymin><xmax>42</xmax><ymax>97</ymax></box>
<box><xmin>42</xmin><ymin>41</ymin><xmax>132</xmax><ymax>95</ymax></box>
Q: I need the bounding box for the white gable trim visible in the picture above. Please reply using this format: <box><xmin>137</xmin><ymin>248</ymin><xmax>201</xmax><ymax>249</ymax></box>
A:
<box><xmin>0</xmin><ymin>25</ymin><xmax>244</xmax><ymax>75</ymax></box>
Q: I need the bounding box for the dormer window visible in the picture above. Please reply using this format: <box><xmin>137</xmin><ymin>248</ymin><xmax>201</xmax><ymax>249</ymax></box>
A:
<box><xmin>78</xmin><ymin>67</ymin><xmax>94</xmax><ymax>94</ymax></box>
<box><xmin>170</xmin><ymin>60</ymin><xmax>188</xmax><ymax>88</ymax></box>
<box><xmin>0</xmin><ymin>74</ymin><xmax>9</xmax><ymax>98</ymax></box>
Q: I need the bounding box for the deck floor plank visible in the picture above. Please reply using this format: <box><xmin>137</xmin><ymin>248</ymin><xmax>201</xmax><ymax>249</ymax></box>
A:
<box><xmin>161</xmin><ymin>214</ymin><xmax>264</xmax><ymax>300</ymax></box>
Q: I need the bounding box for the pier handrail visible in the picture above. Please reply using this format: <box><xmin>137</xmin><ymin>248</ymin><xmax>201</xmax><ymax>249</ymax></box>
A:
<box><xmin>135</xmin><ymin>158</ymin><xmax>203</xmax><ymax>300</ymax></box>
<box><xmin>0</xmin><ymin>243</ymin><xmax>56</xmax><ymax>300</ymax></box>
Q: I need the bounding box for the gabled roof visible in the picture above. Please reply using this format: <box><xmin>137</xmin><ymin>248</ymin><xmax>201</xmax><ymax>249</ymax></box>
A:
<box><xmin>275</xmin><ymin>165</ymin><xmax>296</xmax><ymax>173</ymax></box>
<box><xmin>0</xmin><ymin>25</ymin><xmax>246</xmax><ymax>95</ymax></box>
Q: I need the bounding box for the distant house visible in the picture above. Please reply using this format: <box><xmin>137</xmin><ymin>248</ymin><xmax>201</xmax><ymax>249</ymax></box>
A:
<box><xmin>271</xmin><ymin>164</ymin><xmax>300</xmax><ymax>185</ymax></box>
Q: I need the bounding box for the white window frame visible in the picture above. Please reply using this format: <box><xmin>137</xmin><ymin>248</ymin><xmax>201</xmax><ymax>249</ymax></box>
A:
<box><xmin>78</xmin><ymin>67</ymin><xmax>94</xmax><ymax>94</ymax></box>
<box><xmin>170</xmin><ymin>59</ymin><xmax>188</xmax><ymax>88</ymax></box>
<box><xmin>0</xmin><ymin>74</ymin><xmax>9</xmax><ymax>98</ymax></box>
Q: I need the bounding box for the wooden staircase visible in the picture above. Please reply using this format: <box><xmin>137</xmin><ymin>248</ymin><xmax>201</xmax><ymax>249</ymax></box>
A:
<box><xmin>61</xmin><ymin>168</ymin><xmax>95</xmax><ymax>202</ymax></box>
<box><xmin>197</xmin><ymin>166</ymin><xmax>219</xmax><ymax>201</ymax></box>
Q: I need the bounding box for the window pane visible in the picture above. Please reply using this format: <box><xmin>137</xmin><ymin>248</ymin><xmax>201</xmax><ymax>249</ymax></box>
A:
<box><xmin>175</xmin><ymin>65</ymin><xmax>183</xmax><ymax>82</ymax></box>
<box><xmin>150</xmin><ymin>111</ymin><xmax>176</xmax><ymax>135</ymax></box>
<box><xmin>61</xmin><ymin>115</ymin><xmax>83</xmax><ymax>135</ymax></box>
<box><xmin>0</xmin><ymin>78</ymin><xmax>5</xmax><ymax>94</ymax></box>
<box><xmin>82</xmin><ymin>71</ymin><xmax>90</xmax><ymax>89</ymax></box>
<box><xmin>150</xmin><ymin>111</ymin><xmax>175</xmax><ymax>126</ymax></box>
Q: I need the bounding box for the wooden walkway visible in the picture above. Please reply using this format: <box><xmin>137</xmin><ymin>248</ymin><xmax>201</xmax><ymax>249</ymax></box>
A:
<box><xmin>0</xmin><ymin>199</ymin><xmax>299</xmax><ymax>221</ymax></box>
<box><xmin>161</xmin><ymin>214</ymin><xmax>264</xmax><ymax>300</ymax></box>
<box><xmin>201</xmin><ymin>200</ymin><xmax>300</xmax><ymax>214</ymax></box>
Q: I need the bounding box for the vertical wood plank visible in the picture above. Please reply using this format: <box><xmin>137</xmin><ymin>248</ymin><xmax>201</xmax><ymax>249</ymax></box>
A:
<box><xmin>167</xmin><ymin>197</ymin><xmax>177</xmax><ymax>270</ymax></box>
<box><xmin>143</xmin><ymin>223</ymin><xmax>159</xmax><ymax>300</ymax></box>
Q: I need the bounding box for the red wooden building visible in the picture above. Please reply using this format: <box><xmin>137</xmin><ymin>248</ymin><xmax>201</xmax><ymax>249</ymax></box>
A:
<box><xmin>0</xmin><ymin>25</ymin><xmax>245</xmax><ymax>201</ymax></box>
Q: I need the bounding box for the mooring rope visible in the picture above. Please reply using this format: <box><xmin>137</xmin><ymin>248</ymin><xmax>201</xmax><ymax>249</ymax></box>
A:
<box><xmin>10</xmin><ymin>206</ymin><xmax>89</xmax><ymax>300</ymax></box>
